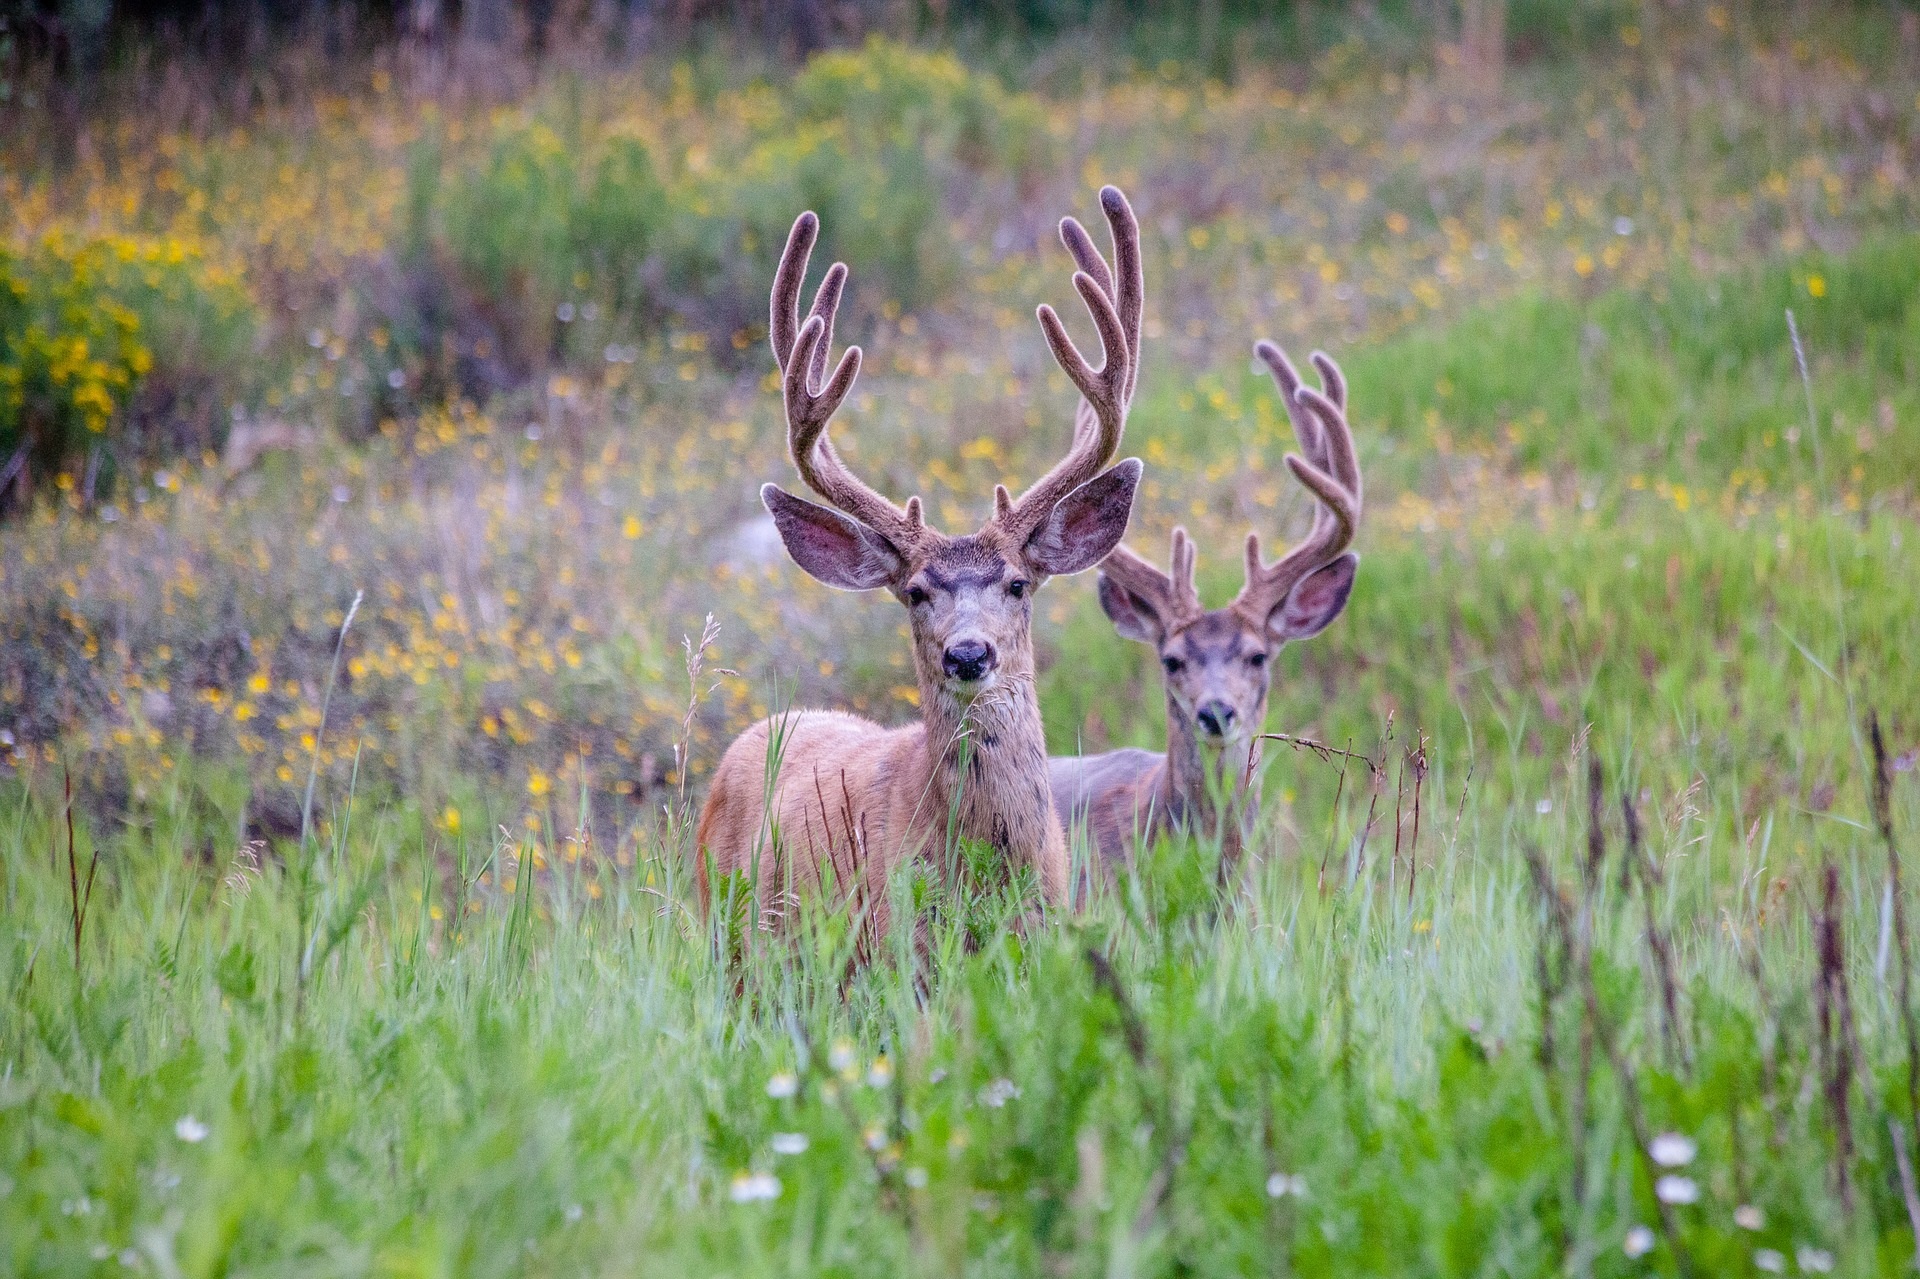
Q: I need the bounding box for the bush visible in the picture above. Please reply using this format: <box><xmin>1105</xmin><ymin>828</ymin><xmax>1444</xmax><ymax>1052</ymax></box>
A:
<box><xmin>404</xmin><ymin>36</ymin><xmax>1048</xmax><ymax>383</ymax></box>
<box><xmin>0</xmin><ymin>232</ymin><xmax>253</xmax><ymax>500</ymax></box>
<box><xmin>434</xmin><ymin>119</ymin><xmax>668</xmax><ymax>372</ymax></box>
<box><xmin>789</xmin><ymin>36</ymin><xmax>1050</xmax><ymax>182</ymax></box>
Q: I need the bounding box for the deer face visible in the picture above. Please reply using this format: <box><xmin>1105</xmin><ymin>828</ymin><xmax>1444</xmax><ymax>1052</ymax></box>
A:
<box><xmin>766</xmin><ymin>459</ymin><xmax>1142</xmax><ymax>697</ymax></box>
<box><xmin>1095</xmin><ymin>341</ymin><xmax>1364</xmax><ymax>750</ymax></box>
<box><xmin>1098</xmin><ymin>552</ymin><xmax>1357</xmax><ymax>745</ymax></box>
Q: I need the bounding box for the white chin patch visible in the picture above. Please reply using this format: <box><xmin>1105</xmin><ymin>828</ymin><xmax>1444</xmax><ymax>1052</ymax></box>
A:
<box><xmin>951</xmin><ymin>672</ymin><xmax>999</xmax><ymax>696</ymax></box>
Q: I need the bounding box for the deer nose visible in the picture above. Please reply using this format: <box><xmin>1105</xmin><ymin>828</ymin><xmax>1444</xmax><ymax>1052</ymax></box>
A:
<box><xmin>943</xmin><ymin>639</ymin><xmax>997</xmax><ymax>683</ymax></box>
<box><xmin>1196</xmin><ymin>700</ymin><xmax>1237</xmax><ymax>738</ymax></box>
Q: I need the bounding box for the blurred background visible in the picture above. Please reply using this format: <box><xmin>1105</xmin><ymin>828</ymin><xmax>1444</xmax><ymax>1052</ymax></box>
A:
<box><xmin>1</xmin><ymin>0</ymin><xmax>1915</xmax><ymax>864</ymax></box>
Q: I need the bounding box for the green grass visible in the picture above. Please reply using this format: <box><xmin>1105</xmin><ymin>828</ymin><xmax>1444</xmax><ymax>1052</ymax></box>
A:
<box><xmin>1130</xmin><ymin>235</ymin><xmax>1920</xmax><ymax>500</ymax></box>
<box><xmin>5</xmin><ymin>728</ymin><xmax>1920</xmax><ymax>1275</ymax></box>
<box><xmin>1352</xmin><ymin>237</ymin><xmax>1920</xmax><ymax>489</ymax></box>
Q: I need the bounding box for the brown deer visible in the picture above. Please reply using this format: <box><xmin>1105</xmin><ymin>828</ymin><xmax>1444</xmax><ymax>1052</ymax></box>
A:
<box><xmin>1051</xmin><ymin>342</ymin><xmax>1361</xmax><ymax>881</ymax></box>
<box><xmin>696</xmin><ymin>186</ymin><xmax>1145</xmax><ymax>942</ymax></box>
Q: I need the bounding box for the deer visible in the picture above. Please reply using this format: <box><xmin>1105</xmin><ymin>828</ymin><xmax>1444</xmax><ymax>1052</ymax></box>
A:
<box><xmin>1050</xmin><ymin>341</ymin><xmax>1361</xmax><ymax>883</ymax></box>
<box><xmin>696</xmin><ymin>186</ymin><xmax>1146</xmax><ymax>945</ymax></box>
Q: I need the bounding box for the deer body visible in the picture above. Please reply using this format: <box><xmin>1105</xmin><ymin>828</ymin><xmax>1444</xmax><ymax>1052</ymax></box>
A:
<box><xmin>1053</xmin><ymin>344</ymin><xmax>1363</xmax><ymax>879</ymax></box>
<box><xmin>700</xmin><ymin>539</ymin><xmax>1066</xmax><ymax>920</ymax></box>
<box><xmin>1052</xmin><ymin>621</ymin><xmax>1260</xmax><ymax>872</ymax></box>
<box><xmin>697</xmin><ymin>189</ymin><xmax>1146</xmax><ymax>941</ymax></box>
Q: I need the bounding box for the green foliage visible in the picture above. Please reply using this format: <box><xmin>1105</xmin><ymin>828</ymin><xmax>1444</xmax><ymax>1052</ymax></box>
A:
<box><xmin>0</xmin><ymin>232</ymin><xmax>252</xmax><ymax>482</ymax></box>
<box><xmin>1339</xmin><ymin>236</ymin><xmax>1920</xmax><ymax>487</ymax></box>
<box><xmin>437</xmin><ymin>119</ymin><xmax>668</xmax><ymax>358</ymax></box>
<box><xmin>3</xmin><ymin>759</ymin><xmax>1917</xmax><ymax>1273</ymax></box>
<box><xmin>790</xmin><ymin>36</ymin><xmax>1050</xmax><ymax>183</ymax></box>
<box><xmin>415</xmin><ymin>36</ymin><xmax>1045</xmax><ymax>371</ymax></box>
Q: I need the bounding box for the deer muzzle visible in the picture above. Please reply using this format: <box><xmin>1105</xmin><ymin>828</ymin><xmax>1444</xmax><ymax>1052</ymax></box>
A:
<box><xmin>942</xmin><ymin>638</ymin><xmax>998</xmax><ymax>685</ymax></box>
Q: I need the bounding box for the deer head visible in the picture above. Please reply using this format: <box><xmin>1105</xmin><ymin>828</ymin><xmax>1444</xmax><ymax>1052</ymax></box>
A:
<box><xmin>1096</xmin><ymin>342</ymin><xmax>1361</xmax><ymax>746</ymax></box>
<box><xmin>762</xmin><ymin>187</ymin><xmax>1145</xmax><ymax>702</ymax></box>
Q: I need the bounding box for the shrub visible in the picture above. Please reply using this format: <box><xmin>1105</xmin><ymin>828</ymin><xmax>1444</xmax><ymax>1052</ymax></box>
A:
<box><xmin>407</xmin><ymin>37</ymin><xmax>1049</xmax><ymax>381</ymax></box>
<box><xmin>0</xmin><ymin>232</ymin><xmax>252</xmax><ymax>500</ymax></box>
<box><xmin>789</xmin><ymin>36</ymin><xmax>1050</xmax><ymax>183</ymax></box>
<box><xmin>673</xmin><ymin>120</ymin><xmax>944</xmax><ymax>342</ymax></box>
<box><xmin>435</xmin><ymin>119</ymin><xmax>669</xmax><ymax>372</ymax></box>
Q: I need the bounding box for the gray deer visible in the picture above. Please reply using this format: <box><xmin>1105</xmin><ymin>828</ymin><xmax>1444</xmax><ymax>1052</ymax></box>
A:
<box><xmin>1051</xmin><ymin>342</ymin><xmax>1362</xmax><ymax>880</ymax></box>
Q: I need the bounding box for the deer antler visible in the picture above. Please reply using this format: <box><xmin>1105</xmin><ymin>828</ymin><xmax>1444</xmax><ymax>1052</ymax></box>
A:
<box><xmin>1101</xmin><ymin>526</ymin><xmax>1202</xmax><ymax>627</ymax></box>
<box><xmin>770</xmin><ymin>210</ymin><xmax>930</xmax><ymax>549</ymax></box>
<box><xmin>1230</xmin><ymin>342</ymin><xmax>1362</xmax><ymax>624</ymax></box>
<box><xmin>991</xmin><ymin>185</ymin><xmax>1142</xmax><ymax>545</ymax></box>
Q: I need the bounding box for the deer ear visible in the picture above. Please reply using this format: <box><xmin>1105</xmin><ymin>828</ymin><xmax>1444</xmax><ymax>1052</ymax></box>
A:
<box><xmin>763</xmin><ymin>485</ymin><xmax>903</xmax><ymax>591</ymax></box>
<box><xmin>1097</xmin><ymin>573</ymin><xmax>1163</xmax><ymax>645</ymax></box>
<box><xmin>1267</xmin><ymin>553</ymin><xmax>1358</xmax><ymax>642</ymax></box>
<box><xmin>1023</xmin><ymin>458</ymin><xmax>1142</xmax><ymax>577</ymax></box>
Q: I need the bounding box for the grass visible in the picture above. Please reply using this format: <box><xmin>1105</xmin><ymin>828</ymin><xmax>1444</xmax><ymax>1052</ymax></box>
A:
<box><xmin>3</xmin><ymin>3</ymin><xmax>1920</xmax><ymax>1273</ymax></box>
<box><xmin>5</xmin><ymin>730</ymin><xmax>1920</xmax><ymax>1274</ymax></box>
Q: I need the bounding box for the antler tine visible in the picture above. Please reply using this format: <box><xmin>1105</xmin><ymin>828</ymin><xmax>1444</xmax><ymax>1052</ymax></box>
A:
<box><xmin>1103</xmin><ymin>185</ymin><xmax>1145</xmax><ymax>406</ymax></box>
<box><xmin>1254</xmin><ymin>339</ymin><xmax>1328</xmax><ymax>467</ymax></box>
<box><xmin>804</xmin><ymin>264</ymin><xmax>847</xmax><ymax>389</ymax></box>
<box><xmin>1169</xmin><ymin>526</ymin><xmax>1201</xmax><ymax>619</ymax></box>
<box><xmin>995</xmin><ymin>186</ymin><xmax>1141</xmax><ymax>545</ymax></box>
<box><xmin>770</xmin><ymin>212</ymin><xmax>817</xmax><ymax>372</ymax></box>
<box><xmin>1311</xmin><ymin>349</ymin><xmax>1346</xmax><ymax>412</ymax></box>
<box><xmin>770</xmin><ymin>213</ymin><xmax>926</xmax><ymax>548</ymax></box>
<box><xmin>1060</xmin><ymin>186</ymin><xmax>1144</xmax><ymax>405</ymax></box>
<box><xmin>1233</xmin><ymin>343</ymin><xmax>1363</xmax><ymax>621</ymax></box>
<box><xmin>1100</xmin><ymin>540</ymin><xmax>1177</xmax><ymax>618</ymax></box>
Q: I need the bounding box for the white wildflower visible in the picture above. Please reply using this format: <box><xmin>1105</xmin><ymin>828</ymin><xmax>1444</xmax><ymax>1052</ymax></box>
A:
<box><xmin>770</xmin><ymin>1132</ymin><xmax>809</xmax><ymax>1156</ymax></box>
<box><xmin>979</xmin><ymin>1078</ymin><xmax>1019</xmax><ymax>1108</ymax></box>
<box><xmin>1734</xmin><ymin>1204</ymin><xmax>1764</xmax><ymax>1231</ymax></box>
<box><xmin>904</xmin><ymin>1167</ymin><xmax>928</xmax><ymax>1189</ymax></box>
<box><xmin>1655</xmin><ymin>1175</ymin><xmax>1698</xmax><ymax>1205</ymax></box>
<box><xmin>1623</xmin><ymin>1225</ymin><xmax>1655</xmax><ymax>1258</ymax></box>
<box><xmin>1536</xmin><ymin>798</ymin><xmax>1553</xmax><ymax>815</ymax></box>
<box><xmin>728</xmin><ymin>1172</ymin><xmax>781</xmax><ymax>1204</ymax></box>
<box><xmin>1265</xmin><ymin>1173</ymin><xmax>1307</xmax><ymax>1199</ymax></box>
<box><xmin>1648</xmin><ymin>1132</ymin><xmax>1696</xmax><ymax>1167</ymax></box>
<box><xmin>765</xmin><ymin>1072</ymin><xmax>798</xmax><ymax>1100</ymax></box>
<box><xmin>1753</xmin><ymin>1248</ymin><xmax>1784</xmax><ymax>1273</ymax></box>
<box><xmin>174</xmin><ymin>1116</ymin><xmax>208</xmax><ymax>1143</ymax></box>
<box><xmin>866</xmin><ymin>1056</ymin><xmax>892</xmax><ymax>1089</ymax></box>
<box><xmin>1795</xmin><ymin>1247</ymin><xmax>1833</xmax><ymax>1273</ymax></box>
<box><xmin>828</xmin><ymin>1040</ymin><xmax>856</xmax><ymax>1073</ymax></box>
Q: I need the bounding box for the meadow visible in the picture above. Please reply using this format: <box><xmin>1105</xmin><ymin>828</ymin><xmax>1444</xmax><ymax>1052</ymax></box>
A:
<box><xmin>3</xmin><ymin>3</ymin><xmax>1920</xmax><ymax>1273</ymax></box>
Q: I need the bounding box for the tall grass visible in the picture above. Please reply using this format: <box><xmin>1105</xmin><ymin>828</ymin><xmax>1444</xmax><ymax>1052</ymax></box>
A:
<box><xmin>4</xmin><ymin>719</ymin><xmax>1919</xmax><ymax>1273</ymax></box>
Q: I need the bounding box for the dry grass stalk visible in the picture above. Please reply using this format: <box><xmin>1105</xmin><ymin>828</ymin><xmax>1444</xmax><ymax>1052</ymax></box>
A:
<box><xmin>61</xmin><ymin>766</ymin><xmax>100</xmax><ymax>974</ymax></box>
<box><xmin>1524</xmin><ymin>845</ymin><xmax>1693</xmax><ymax>1278</ymax></box>
<box><xmin>1622</xmin><ymin>786</ymin><xmax>1690</xmax><ymax>1073</ymax></box>
<box><xmin>1812</xmin><ymin>860</ymin><xmax>1859</xmax><ymax>1217</ymax></box>
<box><xmin>1402</xmin><ymin>732</ymin><xmax>1430</xmax><ymax>907</ymax></box>
<box><xmin>1870</xmin><ymin>711</ymin><xmax>1920</xmax><ymax>1155</ymax></box>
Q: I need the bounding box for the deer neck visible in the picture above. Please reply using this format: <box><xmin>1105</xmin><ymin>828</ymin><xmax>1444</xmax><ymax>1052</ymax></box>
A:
<box><xmin>915</xmin><ymin>648</ymin><xmax>1059</xmax><ymax>875</ymax></box>
<box><xmin>1162</xmin><ymin>697</ymin><xmax>1257</xmax><ymax>854</ymax></box>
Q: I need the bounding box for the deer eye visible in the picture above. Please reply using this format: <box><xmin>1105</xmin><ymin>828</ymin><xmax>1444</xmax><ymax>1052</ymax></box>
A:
<box><xmin>905</xmin><ymin>586</ymin><xmax>930</xmax><ymax>607</ymax></box>
<box><xmin>1161</xmin><ymin>655</ymin><xmax>1184</xmax><ymax>674</ymax></box>
<box><xmin>1247</xmin><ymin>652</ymin><xmax>1267</xmax><ymax>668</ymax></box>
<box><xmin>1007</xmin><ymin>578</ymin><xmax>1030</xmax><ymax>599</ymax></box>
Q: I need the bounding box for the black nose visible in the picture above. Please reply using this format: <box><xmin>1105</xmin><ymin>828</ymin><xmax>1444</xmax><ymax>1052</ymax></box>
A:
<box><xmin>943</xmin><ymin>639</ymin><xmax>997</xmax><ymax>683</ymax></box>
<box><xmin>1196</xmin><ymin>701</ymin><xmax>1237</xmax><ymax>737</ymax></box>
